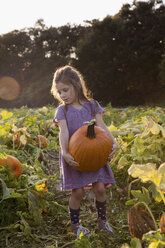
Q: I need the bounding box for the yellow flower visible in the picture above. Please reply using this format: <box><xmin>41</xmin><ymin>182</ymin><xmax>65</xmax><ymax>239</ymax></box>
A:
<box><xmin>35</xmin><ymin>181</ymin><xmax>48</xmax><ymax>191</ymax></box>
<box><xmin>79</xmin><ymin>232</ymin><xmax>84</xmax><ymax>239</ymax></box>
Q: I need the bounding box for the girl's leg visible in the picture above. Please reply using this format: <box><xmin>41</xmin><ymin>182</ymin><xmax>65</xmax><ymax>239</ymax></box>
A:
<box><xmin>92</xmin><ymin>182</ymin><xmax>107</xmax><ymax>220</ymax></box>
<box><xmin>69</xmin><ymin>188</ymin><xmax>85</xmax><ymax>210</ymax></box>
<box><xmin>92</xmin><ymin>182</ymin><xmax>114</xmax><ymax>233</ymax></box>
<box><xmin>69</xmin><ymin>188</ymin><xmax>85</xmax><ymax>225</ymax></box>
<box><xmin>69</xmin><ymin>188</ymin><xmax>90</xmax><ymax>237</ymax></box>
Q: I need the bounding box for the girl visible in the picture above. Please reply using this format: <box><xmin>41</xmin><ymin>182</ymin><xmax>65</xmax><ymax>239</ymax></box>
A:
<box><xmin>51</xmin><ymin>65</ymin><xmax>117</xmax><ymax>237</ymax></box>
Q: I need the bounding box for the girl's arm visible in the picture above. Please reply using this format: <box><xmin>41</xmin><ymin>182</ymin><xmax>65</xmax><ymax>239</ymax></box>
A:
<box><xmin>58</xmin><ymin>119</ymin><xmax>79</xmax><ymax>167</ymax></box>
<box><xmin>95</xmin><ymin>113</ymin><xmax>118</xmax><ymax>158</ymax></box>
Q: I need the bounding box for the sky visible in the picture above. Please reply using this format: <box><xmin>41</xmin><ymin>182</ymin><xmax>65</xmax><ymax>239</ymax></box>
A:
<box><xmin>0</xmin><ymin>0</ymin><xmax>142</xmax><ymax>35</ymax></box>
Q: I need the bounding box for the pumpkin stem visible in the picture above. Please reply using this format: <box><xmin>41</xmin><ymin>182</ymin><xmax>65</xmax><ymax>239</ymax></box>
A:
<box><xmin>86</xmin><ymin>119</ymin><xmax>96</xmax><ymax>139</ymax></box>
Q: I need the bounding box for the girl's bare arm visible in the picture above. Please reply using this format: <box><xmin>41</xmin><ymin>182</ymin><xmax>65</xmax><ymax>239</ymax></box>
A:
<box><xmin>58</xmin><ymin>119</ymin><xmax>79</xmax><ymax>167</ymax></box>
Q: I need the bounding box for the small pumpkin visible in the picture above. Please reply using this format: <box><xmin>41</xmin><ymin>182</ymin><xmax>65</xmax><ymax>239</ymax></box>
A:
<box><xmin>160</xmin><ymin>213</ymin><xmax>165</xmax><ymax>234</ymax></box>
<box><xmin>0</xmin><ymin>155</ymin><xmax>23</xmax><ymax>179</ymax></box>
<box><xmin>68</xmin><ymin>119</ymin><xmax>112</xmax><ymax>172</ymax></box>
<box><xmin>35</xmin><ymin>135</ymin><xmax>49</xmax><ymax>148</ymax></box>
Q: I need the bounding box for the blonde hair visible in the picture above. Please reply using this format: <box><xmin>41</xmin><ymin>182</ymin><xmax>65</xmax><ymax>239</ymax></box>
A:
<box><xmin>51</xmin><ymin>65</ymin><xmax>91</xmax><ymax>104</ymax></box>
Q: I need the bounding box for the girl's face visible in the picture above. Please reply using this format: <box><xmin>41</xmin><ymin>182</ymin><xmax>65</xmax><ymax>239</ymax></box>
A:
<box><xmin>56</xmin><ymin>82</ymin><xmax>77</xmax><ymax>105</ymax></box>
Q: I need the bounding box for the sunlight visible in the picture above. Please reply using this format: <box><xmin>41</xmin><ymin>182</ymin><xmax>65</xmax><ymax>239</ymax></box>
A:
<box><xmin>0</xmin><ymin>76</ymin><xmax>20</xmax><ymax>100</ymax></box>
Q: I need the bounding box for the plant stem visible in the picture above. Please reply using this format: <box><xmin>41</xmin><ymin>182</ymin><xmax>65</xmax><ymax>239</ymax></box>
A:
<box><xmin>128</xmin><ymin>178</ymin><xmax>141</xmax><ymax>199</ymax></box>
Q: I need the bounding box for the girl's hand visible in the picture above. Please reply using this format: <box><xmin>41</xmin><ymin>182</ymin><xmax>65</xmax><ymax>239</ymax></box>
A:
<box><xmin>62</xmin><ymin>152</ymin><xmax>80</xmax><ymax>167</ymax></box>
<box><xmin>108</xmin><ymin>142</ymin><xmax>118</xmax><ymax>160</ymax></box>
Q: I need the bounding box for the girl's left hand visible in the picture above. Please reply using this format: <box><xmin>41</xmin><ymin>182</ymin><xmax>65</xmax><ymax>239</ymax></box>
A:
<box><xmin>108</xmin><ymin>142</ymin><xmax>118</xmax><ymax>160</ymax></box>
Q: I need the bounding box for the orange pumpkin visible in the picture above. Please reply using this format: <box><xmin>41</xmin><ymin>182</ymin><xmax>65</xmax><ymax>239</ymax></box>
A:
<box><xmin>0</xmin><ymin>155</ymin><xmax>23</xmax><ymax>179</ymax></box>
<box><xmin>35</xmin><ymin>135</ymin><xmax>49</xmax><ymax>148</ymax></box>
<box><xmin>160</xmin><ymin>213</ymin><xmax>165</xmax><ymax>234</ymax></box>
<box><xmin>68</xmin><ymin>119</ymin><xmax>112</xmax><ymax>172</ymax></box>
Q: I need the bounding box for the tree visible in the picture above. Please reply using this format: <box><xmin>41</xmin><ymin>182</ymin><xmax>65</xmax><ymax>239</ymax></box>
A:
<box><xmin>73</xmin><ymin>0</ymin><xmax>165</xmax><ymax>106</ymax></box>
<box><xmin>0</xmin><ymin>20</ymin><xmax>87</xmax><ymax>107</ymax></box>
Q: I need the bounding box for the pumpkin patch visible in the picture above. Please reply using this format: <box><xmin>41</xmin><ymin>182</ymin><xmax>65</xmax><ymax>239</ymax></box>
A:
<box><xmin>69</xmin><ymin>119</ymin><xmax>113</xmax><ymax>172</ymax></box>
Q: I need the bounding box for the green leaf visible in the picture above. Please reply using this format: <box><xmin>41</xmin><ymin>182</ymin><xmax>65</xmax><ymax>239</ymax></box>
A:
<box><xmin>117</xmin><ymin>155</ymin><xmax>130</xmax><ymax>169</ymax></box>
<box><xmin>0</xmin><ymin>110</ymin><xmax>13</xmax><ymax>120</ymax></box>
<box><xmin>157</xmin><ymin>163</ymin><xmax>165</xmax><ymax>192</ymax></box>
<box><xmin>128</xmin><ymin>163</ymin><xmax>157</xmax><ymax>182</ymax></box>
<box><xmin>142</xmin><ymin>186</ymin><xmax>151</xmax><ymax>204</ymax></box>
<box><xmin>121</xmin><ymin>244</ymin><xmax>131</xmax><ymax>248</ymax></box>
<box><xmin>130</xmin><ymin>237</ymin><xmax>142</xmax><ymax>248</ymax></box>
<box><xmin>0</xmin><ymin>178</ymin><xmax>11</xmax><ymax>201</ymax></box>
<box><xmin>125</xmin><ymin>199</ymin><xmax>138</xmax><ymax>206</ymax></box>
<box><xmin>148</xmin><ymin>242</ymin><xmax>159</xmax><ymax>248</ymax></box>
<box><xmin>130</xmin><ymin>187</ymin><xmax>151</xmax><ymax>205</ymax></box>
<box><xmin>143</xmin><ymin>230</ymin><xmax>165</xmax><ymax>243</ymax></box>
<box><xmin>149</xmin><ymin>183</ymin><xmax>162</xmax><ymax>202</ymax></box>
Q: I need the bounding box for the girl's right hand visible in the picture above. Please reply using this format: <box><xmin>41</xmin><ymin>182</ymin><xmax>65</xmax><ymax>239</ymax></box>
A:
<box><xmin>62</xmin><ymin>152</ymin><xmax>80</xmax><ymax>167</ymax></box>
<box><xmin>108</xmin><ymin>142</ymin><xmax>118</xmax><ymax>159</ymax></box>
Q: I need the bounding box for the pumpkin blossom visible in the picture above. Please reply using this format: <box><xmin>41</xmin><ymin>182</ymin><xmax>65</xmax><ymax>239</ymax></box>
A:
<box><xmin>35</xmin><ymin>181</ymin><xmax>48</xmax><ymax>192</ymax></box>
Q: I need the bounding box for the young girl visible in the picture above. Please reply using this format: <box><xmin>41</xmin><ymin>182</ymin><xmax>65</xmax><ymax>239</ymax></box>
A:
<box><xmin>51</xmin><ymin>65</ymin><xmax>117</xmax><ymax>237</ymax></box>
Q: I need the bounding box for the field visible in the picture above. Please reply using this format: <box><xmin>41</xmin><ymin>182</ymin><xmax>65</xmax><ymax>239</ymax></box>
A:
<box><xmin>0</xmin><ymin>104</ymin><xmax>165</xmax><ymax>248</ymax></box>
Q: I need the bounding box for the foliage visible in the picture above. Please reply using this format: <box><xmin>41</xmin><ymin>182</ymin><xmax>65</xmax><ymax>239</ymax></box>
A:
<box><xmin>0</xmin><ymin>104</ymin><xmax>165</xmax><ymax>247</ymax></box>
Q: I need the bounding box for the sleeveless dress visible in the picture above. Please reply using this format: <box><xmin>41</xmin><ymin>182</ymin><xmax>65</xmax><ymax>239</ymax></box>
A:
<box><xmin>54</xmin><ymin>100</ymin><xmax>115</xmax><ymax>191</ymax></box>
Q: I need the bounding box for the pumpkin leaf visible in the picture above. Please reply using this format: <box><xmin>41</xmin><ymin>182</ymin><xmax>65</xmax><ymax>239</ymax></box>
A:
<box><xmin>143</xmin><ymin>230</ymin><xmax>165</xmax><ymax>245</ymax></box>
<box><xmin>160</xmin><ymin>126</ymin><xmax>165</xmax><ymax>138</ymax></box>
<box><xmin>130</xmin><ymin>237</ymin><xmax>142</xmax><ymax>248</ymax></box>
<box><xmin>0</xmin><ymin>178</ymin><xmax>11</xmax><ymax>202</ymax></box>
<box><xmin>108</xmin><ymin>123</ymin><xmax>118</xmax><ymax>131</ymax></box>
<box><xmin>20</xmin><ymin>134</ymin><xmax>28</xmax><ymax>145</ymax></box>
<box><xmin>128</xmin><ymin>163</ymin><xmax>157</xmax><ymax>182</ymax></box>
<box><xmin>157</xmin><ymin>163</ymin><xmax>165</xmax><ymax>192</ymax></box>
<box><xmin>121</xmin><ymin>244</ymin><xmax>131</xmax><ymax>248</ymax></box>
<box><xmin>148</xmin><ymin>183</ymin><xmax>162</xmax><ymax>202</ymax></box>
<box><xmin>0</xmin><ymin>110</ymin><xmax>13</xmax><ymax>121</ymax></box>
<box><xmin>130</xmin><ymin>187</ymin><xmax>151</xmax><ymax>205</ymax></box>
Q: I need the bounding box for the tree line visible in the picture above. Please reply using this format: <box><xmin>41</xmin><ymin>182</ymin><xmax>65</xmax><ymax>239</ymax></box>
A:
<box><xmin>0</xmin><ymin>0</ymin><xmax>165</xmax><ymax>108</ymax></box>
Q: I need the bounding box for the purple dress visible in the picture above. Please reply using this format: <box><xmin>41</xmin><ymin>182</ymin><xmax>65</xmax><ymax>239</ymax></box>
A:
<box><xmin>54</xmin><ymin>100</ymin><xmax>115</xmax><ymax>191</ymax></box>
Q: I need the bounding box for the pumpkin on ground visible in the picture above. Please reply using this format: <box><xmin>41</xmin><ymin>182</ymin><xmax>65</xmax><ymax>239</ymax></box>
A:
<box><xmin>128</xmin><ymin>203</ymin><xmax>157</xmax><ymax>239</ymax></box>
<box><xmin>68</xmin><ymin>119</ymin><xmax>112</xmax><ymax>172</ymax></box>
<box><xmin>160</xmin><ymin>213</ymin><xmax>165</xmax><ymax>234</ymax></box>
<box><xmin>0</xmin><ymin>155</ymin><xmax>23</xmax><ymax>179</ymax></box>
<box><xmin>35</xmin><ymin>135</ymin><xmax>49</xmax><ymax>148</ymax></box>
